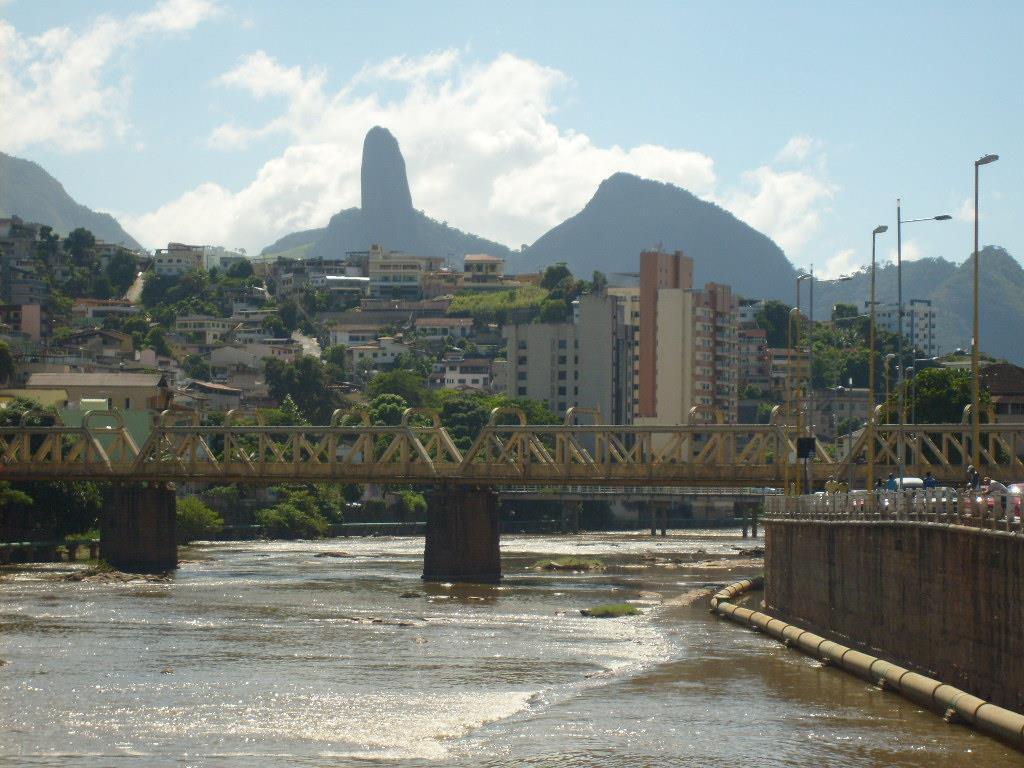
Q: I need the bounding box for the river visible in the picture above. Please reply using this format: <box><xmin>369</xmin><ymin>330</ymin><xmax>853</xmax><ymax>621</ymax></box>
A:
<box><xmin>1</xmin><ymin>531</ymin><xmax>1020</xmax><ymax>766</ymax></box>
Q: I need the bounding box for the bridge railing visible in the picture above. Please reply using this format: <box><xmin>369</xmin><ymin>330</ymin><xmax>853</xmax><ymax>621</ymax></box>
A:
<box><xmin>765</xmin><ymin>489</ymin><xmax>1024</xmax><ymax>534</ymax></box>
<box><xmin>0</xmin><ymin>409</ymin><xmax>1020</xmax><ymax>486</ymax></box>
<box><xmin>833</xmin><ymin>422</ymin><xmax>1024</xmax><ymax>482</ymax></box>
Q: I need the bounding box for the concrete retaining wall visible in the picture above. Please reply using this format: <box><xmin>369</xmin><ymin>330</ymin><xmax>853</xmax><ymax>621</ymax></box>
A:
<box><xmin>765</xmin><ymin>520</ymin><xmax>1024</xmax><ymax>712</ymax></box>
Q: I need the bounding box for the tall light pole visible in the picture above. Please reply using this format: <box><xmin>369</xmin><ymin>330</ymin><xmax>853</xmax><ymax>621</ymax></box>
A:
<box><xmin>797</xmin><ymin>272</ymin><xmax>812</xmax><ymax>436</ymax></box>
<box><xmin>884</xmin><ymin>353</ymin><xmax>896</xmax><ymax>421</ymax></box>
<box><xmin>896</xmin><ymin>202</ymin><xmax>951</xmax><ymax>487</ymax></box>
<box><xmin>973</xmin><ymin>153</ymin><xmax>999</xmax><ymax>469</ymax></box>
<box><xmin>867</xmin><ymin>225</ymin><xmax>887</xmax><ymax>492</ymax></box>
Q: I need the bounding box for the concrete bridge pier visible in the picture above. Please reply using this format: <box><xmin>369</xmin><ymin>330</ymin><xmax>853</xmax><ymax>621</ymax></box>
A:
<box><xmin>422</xmin><ymin>485</ymin><xmax>500</xmax><ymax>583</ymax></box>
<box><xmin>649</xmin><ymin>503</ymin><xmax>668</xmax><ymax>536</ymax></box>
<box><xmin>101</xmin><ymin>483</ymin><xmax>178</xmax><ymax>573</ymax></box>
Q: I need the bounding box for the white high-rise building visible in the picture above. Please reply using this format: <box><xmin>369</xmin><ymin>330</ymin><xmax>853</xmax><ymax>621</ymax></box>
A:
<box><xmin>871</xmin><ymin>301</ymin><xmax>938</xmax><ymax>357</ymax></box>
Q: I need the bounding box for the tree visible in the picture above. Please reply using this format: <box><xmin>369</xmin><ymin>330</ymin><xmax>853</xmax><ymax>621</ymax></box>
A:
<box><xmin>539</xmin><ymin>298</ymin><xmax>570</xmax><ymax>323</ymax></box>
<box><xmin>0</xmin><ymin>341</ymin><xmax>14</xmax><ymax>385</ymax></box>
<box><xmin>263</xmin><ymin>356</ymin><xmax>341</xmax><ymax>423</ymax></box>
<box><xmin>322</xmin><ymin>344</ymin><xmax>347</xmax><ymax>379</ymax></box>
<box><xmin>105</xmin><ymin>251</ymin><xmax>137</xmax><ymax>294</ymax></box>
<box><xmin>754</xmin><ymin>300</ymin><xmax>794</xmax><ymax>348</ymax></box>
<box><xmin>176</xmin><ymin>497</ymin><xmax>224</xmax><ymax>544</ymax></box>
<box><xmin>369</xmin><ymin>393</ymin><xmax>408</xmax><ymax>426</ymax></box>
<box><xmin>261</xmin><ymin>314</ymin><xmax>287</xmax><ymax>337</ymax></box>
<box><xmin>831</xmin><ymin>302</ymin><xmax>859</xmax><ymax>322</ymax></box>
<box><xmin>367</xmin><ymin>369</ymin><xmax>429</xmax><ymax>408</ymax></box>
<box><xmin>278</xmin><ymin>298</ymin><xmax>301</xmax><ymax>332</ymax></box>
<box><xmin>905</xmin><ymin>367</ymin><xmax>990</xmax><ymax>425</ymax></box>
<box><xmin>255</xmin><ymin>487</ymin><xmax>331</xmax><ymax>539</ymax></box>
<box><xmin>64</xmin><ymin>228</ymin><xmax>96</xmax><ymax>266</ymax></box>
<box><xmin>591</xmin><ymin>270</ymin><xmax>608</xmax><ymax>294</ymax></box>
<box><xmin>144</xmin><ymin>327</ymin><xmax>172</xmax><ymax>356</ymax></box>
<box><xmin>89</xmin><ymin>272</ymin><xmax>113</xmax><ymax>300</ymax></box>
<box><xmin>182</xmin><ymin>354</ymin><xmax>211</xmax><ymax>381</ymax></box>
<box><xmin>540</xmin><ymin>263</ymin><xmax>573</xmax><ymax>290</ymax></box>
<box><xmin>226</xmin><ymin>260</ymin><xmax>254</xmax><ymax>279</ymax></box>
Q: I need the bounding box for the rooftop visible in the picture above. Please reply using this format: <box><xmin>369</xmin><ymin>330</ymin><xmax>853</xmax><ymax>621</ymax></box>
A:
<box><xmin>27</xmin><ymin>372</ymin><xmax>167</xmax><ymax>388</ymax></box>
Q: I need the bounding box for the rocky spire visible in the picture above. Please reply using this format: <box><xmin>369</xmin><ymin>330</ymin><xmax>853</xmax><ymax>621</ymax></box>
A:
<box><xmin>360</xmin><ymin>126</ymin><xmax>414</xmax><ymax>244</ymax></box>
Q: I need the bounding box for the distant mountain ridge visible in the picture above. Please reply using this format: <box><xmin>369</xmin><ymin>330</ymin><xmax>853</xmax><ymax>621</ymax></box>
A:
<box><xmin>0</xmin><ymin>152</ymin><xmax>142</xmax><ymax>249</ymax></box>
<box><xmin>814</xmin><ymin>247</ymin><xmax>1024</xmax><ymax>364</ymax></box>
<box><xmin>518</xmin><ymin>173</ymin><xmax>798</xmax><ymax>299</ymax></box>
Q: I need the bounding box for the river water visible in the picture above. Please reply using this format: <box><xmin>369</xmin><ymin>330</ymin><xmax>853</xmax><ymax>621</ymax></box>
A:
<box><xmin>1</xmin><ymin>531</ymin><xmax>1020</xmax><ymax>767</ymax></box>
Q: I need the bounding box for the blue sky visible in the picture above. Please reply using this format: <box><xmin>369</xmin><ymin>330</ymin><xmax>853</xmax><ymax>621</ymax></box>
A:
<box><xmin>1</xmin><ymin>0</ymin><xmax>1020</xmax><ymax>278</ymax></box>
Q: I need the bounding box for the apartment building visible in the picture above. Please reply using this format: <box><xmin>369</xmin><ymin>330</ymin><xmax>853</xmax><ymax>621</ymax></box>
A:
<box><xmin>367</xmin><ymin>245</ymin><xmax>446</xmax><ymax>299</ymax></box>
<box><xmin>738</xmin><ymin>327</ymin><xmax>771</xmax><ymax>392</ymax></box>
<box><xmin>871</xmin><ymin>300</ymin><xmax>938</xmax><ymax>356</ymax></box>
<box><xmin>635</xmin><ymin>250</ymin><xmax>739</xmax><ymax>424</ymax></box>
<box><xmin>501</xmin><ymin>293</ymin><xmax>631</xmax><ymax>421</ymax></box>
<box><xmin>154</xmin><ymin>243</ymin><xmax>204</xmax><ymax>276</ymax></box>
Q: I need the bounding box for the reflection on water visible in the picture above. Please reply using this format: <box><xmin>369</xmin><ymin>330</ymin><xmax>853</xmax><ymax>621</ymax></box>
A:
<box><xmin>0</xmin><ymin>532</ymin><xmax>1018</xmax><ymax>766</ymax></box>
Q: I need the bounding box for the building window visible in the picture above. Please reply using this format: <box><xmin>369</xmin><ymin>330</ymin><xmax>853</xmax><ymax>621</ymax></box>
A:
<box><xmin>558</xmin><ymin>339</ymin><xmax>567</xmax><ymax>349</ymax></box>
<box><xmin>518</xmin><ymin>340</ymin><xmax>527</xmax><ymax>350</ymax></box>
<box><xmin>558</xmin><ymin>355</ymin><xmax>567</xmax><ymax>365</ymax></box>
<box><xmin>517</xmin><ymin>372</ymin><xmax>527</xmax><ymax>381</ymax></box>
<box><xmin>518</xmin><ymin>387</ymin><xmax>527</xmax><ymax>396</ymax></box>
<box><xmin>558</xmin><ymin>386</ymin><xmax>566</xmax><ymax>396</ymax></box>
<box><xmin>558</xmin><ymin>371</ymin><xmax>566</xmax><ymax>380</ymax></box>
<box><xmin>518</xmin><ymin>356</ymin><xmax>527</xmax><ymax>365</ymax></box>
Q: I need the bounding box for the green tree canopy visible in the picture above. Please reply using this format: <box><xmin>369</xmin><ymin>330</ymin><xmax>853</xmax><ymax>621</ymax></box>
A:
<box><xmin>367</xmin><ymin>369</ymin><xmax>430</xmax><ymax>408</ymax></box>
<box><xmin>105</xmin><ymin>251</ymin><xmax>137</xmax><ymax>294</ymax></box>
<box><xmin>226</xmin><ymin>260</ymin><xmax>254</xmax><ymax>279</ymax></box>
<box><xmin>540</xmin><ymin>263</ymin><xmax>573</xmax><ymax>290</ymax></box>
<box><xmin>754</xmin><ymin>300</ymin><xmax>794</xmax><ymax>348</ymax></box>
<box><xmin>176</xmin><ymin>497</ymin><xmax>224</xmax><ymax>544</ymax></box>
<box><xmin>263</xmin><ymin>356</ymin><xmax>343</xmax><ymax>423</ymax></box>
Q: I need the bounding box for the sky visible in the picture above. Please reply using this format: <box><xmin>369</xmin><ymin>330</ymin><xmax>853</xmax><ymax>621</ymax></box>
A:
<box><xmin>0</xmin><ymin>0</ymin><xmax>1020</xmax><ymax>279</ymax></box>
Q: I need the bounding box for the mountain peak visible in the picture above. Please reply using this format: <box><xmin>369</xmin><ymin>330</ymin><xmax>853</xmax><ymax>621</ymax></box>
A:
<box><xmin>360</xmin><ymin>126</ymin><xmax>414</xmax><ymax>226</ymax></box>
<box><xmin>0</xmin><ymin>152</ymin><xmax>142</xmax><ymax>249</ymax></box>
<box><xmin>522</xmin><ymin>172</ymin><xmax>796</xmax><ymax>299</ymax></box>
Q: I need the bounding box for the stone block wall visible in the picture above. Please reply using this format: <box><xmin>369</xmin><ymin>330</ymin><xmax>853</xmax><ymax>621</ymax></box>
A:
<box><xmin>765</xmin><ymin>521</ymin><xmax>1024</xmax><ymax>712</ymax></box>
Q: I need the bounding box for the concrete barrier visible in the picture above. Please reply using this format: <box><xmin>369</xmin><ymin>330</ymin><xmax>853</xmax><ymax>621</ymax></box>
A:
<box><xmin>711</xmin><ymin>578</ymin><xmax>1024</xmax><ymax>751</ymax></box>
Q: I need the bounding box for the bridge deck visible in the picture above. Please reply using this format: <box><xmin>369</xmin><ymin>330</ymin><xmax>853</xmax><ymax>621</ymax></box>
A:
<box><xmin>0</xmin><ymin>412</ymin><xmax>1020</xmax><ymax>487</ymax></box>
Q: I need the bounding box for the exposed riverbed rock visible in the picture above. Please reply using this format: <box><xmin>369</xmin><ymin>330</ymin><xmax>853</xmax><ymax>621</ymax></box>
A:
<box><xmin>533</xmin><ymin>556</ymin><xmax>605</xmax><ymax>572</ymax></box>
<box><xmin>314</xmin><ymin>551</ymin><xmax>351</xmax><ymax>558</ymax></box>
<box><xmin>65</xmin><ymin>568</ymin><xmax>171</xmax><ymax>583</ymax></box>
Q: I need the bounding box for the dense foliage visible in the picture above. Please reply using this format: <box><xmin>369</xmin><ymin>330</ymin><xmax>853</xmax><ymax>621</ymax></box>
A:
<box><xmin>176</xmin><ymin>497</ymin><xmax>224</xmax><ymax>544</ymax></box>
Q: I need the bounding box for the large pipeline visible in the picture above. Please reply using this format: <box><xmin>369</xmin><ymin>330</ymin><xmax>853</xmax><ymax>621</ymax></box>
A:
<box><xmin>710</xmin><ymin>578</ymin><xmax>1024</xmax><ymax>750</ymax></box>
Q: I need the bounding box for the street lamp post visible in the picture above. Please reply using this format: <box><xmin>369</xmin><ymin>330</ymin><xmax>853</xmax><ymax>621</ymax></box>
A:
<box><xmin>786</xmin><ymin>306</ymin><xmax>803</xmax><ymax>495</ymax></box>
<box><xmin>867</xmin><ymin>225</ymin><xmax>888</xmax><ymax>493</ymax></box>
<box><xmin>896</xmin><ymin>202</ymin><xmax>951</xmax><ymax>489</ymax></box>
<box><xmin>797</xmin><ymin>272</ymin><xmax>812</xmax><ymax>438</ymax></box>
<box><xmin>884</xmin><ymin>353</ymin><xmax>896</xmax><ymax>423</ymax></box>
<box><xmin>973</xmin><ymin>153</ymin><xmax>999</xmax><ymax>469</ymax></box>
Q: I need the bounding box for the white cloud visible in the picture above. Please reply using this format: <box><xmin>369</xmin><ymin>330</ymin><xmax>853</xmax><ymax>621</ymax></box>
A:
<box><xmin>775</xmin><ymin>135</ymin><xmax>822</xmax><ymax>164</ymax></box>
<box><xmin>0</xmin><ymin>0</ymin><xmax>219</xmax><ymax>153</ymax></box>
<box><xmin>354</xmin><ymin>50</ymin><xmax>460</xmax><ymax>84</ymax></box>
<box><xmin>955</xmin><ymin>197</ymin><xmax>974</xmax><ymax>222</ymax></box>
<box><xmin>125</xmin><ymin>50</ymin><xmax>835</xmax><ymax>256</ymax></box>
<box><xmin>887</xmin><ymin>239</ymin><xmax>924</xmax><ymax>263</ymax></box>
<box><xmin>819</xmin><ymin>249</ymin><xmax>859</xmax><ymax>280</ymax></box>
<box><xmin>717</xmin><ymin>165</ymin><xmax>835</xmax><ymax>255</ymax></box>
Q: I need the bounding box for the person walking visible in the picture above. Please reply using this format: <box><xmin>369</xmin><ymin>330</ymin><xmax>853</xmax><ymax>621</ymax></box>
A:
<box><xmin>886</xmin><ymin>472</ymin><xmax>898</xmax><ymax>491</ymax></box>
<box><xmin>923</xmin><ymin>471</ymin><xmax>937</xmax><ymax>489</ymax></box>
<box><xmin>966</xmin><ymin>464</ymin><xmax>981</xmax><ymax>490</ymax></box>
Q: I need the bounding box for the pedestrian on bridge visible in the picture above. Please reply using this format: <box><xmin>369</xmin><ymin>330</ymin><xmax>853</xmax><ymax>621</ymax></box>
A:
<box><xmin>967</xmin><ymin>464</ymin><xmax>981</xmax><ymax>490</ymax></box>
<box><xmin>924</xmin><ymin>472</ymin><xmax>937</xmax><ymax>489</ymax></box>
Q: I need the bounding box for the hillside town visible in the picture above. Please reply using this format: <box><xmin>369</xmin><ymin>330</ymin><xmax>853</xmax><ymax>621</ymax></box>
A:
<box><xmin>0</xmin><ymin>214</ymin><xmax>1020</xmax><ymax>452</ymax></box>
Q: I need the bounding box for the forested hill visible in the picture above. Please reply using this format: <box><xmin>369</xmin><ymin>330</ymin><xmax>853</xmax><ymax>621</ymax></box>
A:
<box><xmin>0</xmin><ymin>152</ymin><xmax>142</xmax><ymax>249</ymax></box>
